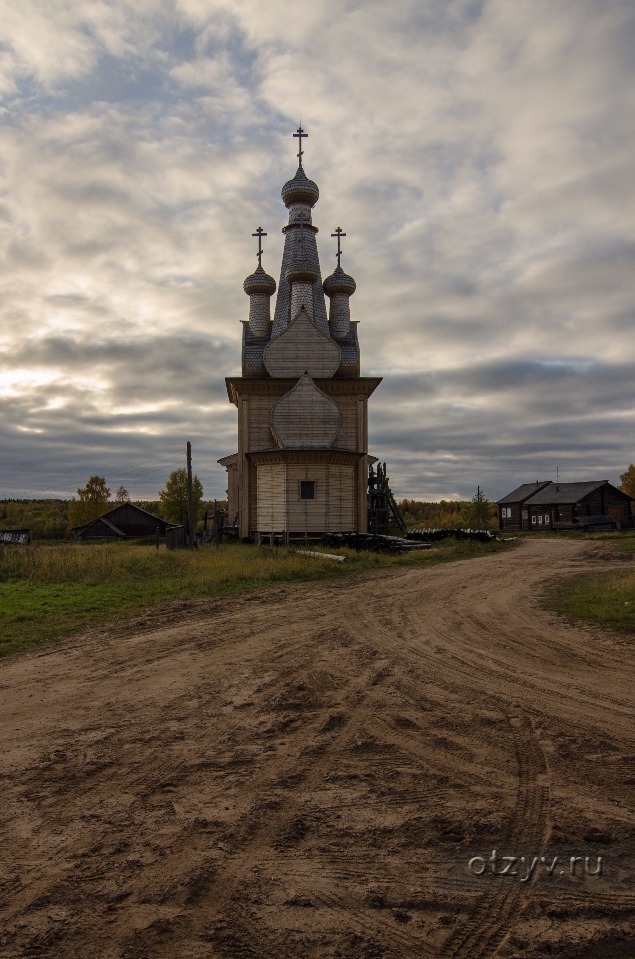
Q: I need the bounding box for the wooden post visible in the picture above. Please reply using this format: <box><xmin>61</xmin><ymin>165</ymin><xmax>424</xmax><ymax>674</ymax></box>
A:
<box><xmin>187</xmin><ymin>440</ymin><xmax>194</xmax><ymax>550</ymax></box>
<box><xmin>214</xmin><ymin>499</ymin><xmax>220</xmax><ymax>547</ymax></box>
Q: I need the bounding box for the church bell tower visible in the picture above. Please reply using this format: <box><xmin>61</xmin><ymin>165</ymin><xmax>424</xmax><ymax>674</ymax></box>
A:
<box><xmin>219</xmin><ymin>127</ymin><xmax>381</xmax><ymax>541</ymax></box>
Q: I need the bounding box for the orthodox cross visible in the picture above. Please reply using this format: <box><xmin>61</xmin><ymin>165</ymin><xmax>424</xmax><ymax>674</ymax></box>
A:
<box><xmin>252</xmin><ymin>226</ymin><xmax>267</xmax><ymax>266</ymax></box>
<box><xmin>331</xmin><ymin>227</ymin><xmax>346</xmax><ymax>267</ymax></box>
<box><xmin>293</xmin><ymin>124</ymin><xmax>308</xmax><ymax>167</ymax></box>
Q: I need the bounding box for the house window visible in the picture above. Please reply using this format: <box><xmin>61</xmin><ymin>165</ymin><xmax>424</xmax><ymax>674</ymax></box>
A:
<box><xmin>538</xmin><ymin>516</ymin><xmax>543</xmax><ymax>525</ymax></box>
<box><xmin>501</xmin><ymin>507</ymin><xmax>509</xmax><ymax>519</ymax></box>
<box><xmin>300</xmin><ymin>481</ymin><xmax>315</xmax><ymax>500</ymax></box>
<box><xmin>545</xmin><ymin>515</ymin><xmax>550</xmax><ymax>524</ymax></box>
<box><xmin>532</xmin><ymin>516</ymin><xmax>537</xmax><ymax>525</ymax></box>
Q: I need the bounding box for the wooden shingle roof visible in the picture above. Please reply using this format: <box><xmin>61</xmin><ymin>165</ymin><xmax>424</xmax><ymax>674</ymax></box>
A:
<box><xmin>524</xmin><ymin>481</ymin><xmax>608</xmax><ymax>505</ymax></box>
<box><xmin>496</xmin><ymin>482</ymin><xmax>552</xmax><ymax>505</ymax></box>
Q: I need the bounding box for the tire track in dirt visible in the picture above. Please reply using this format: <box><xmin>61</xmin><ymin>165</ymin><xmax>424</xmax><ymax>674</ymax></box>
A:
<box><xmin>336</xmin><ymin>540</ymin><xmax>630</xmax><ymax>958</ymax></box>
<box><xmin>1</xmin><ymin>622</ymin><xmax>357</xmax><ymax>956</ymax></box>
<box><xmin>119</xmin><ymin>653</ymin><xmax>433</xmax><ymax>959</ymax></box>
<box><xmin>290</xmin><ymin>583</ymin><xmax>552</xmax><ymax>959</ymax></box>
<box><xmin>1</xmin><ymin>624</ymin><xmax>331</xmax><ymax>917</ymax></box>
<box><xmin>436</xmin><ymin>712</ymin><xmax>550</xmax><ymax>959</ymax></box>
<box><xmin>1</xmin><ymin>538</ymin><xmax>633</xmax><ymax>959</ymax></box>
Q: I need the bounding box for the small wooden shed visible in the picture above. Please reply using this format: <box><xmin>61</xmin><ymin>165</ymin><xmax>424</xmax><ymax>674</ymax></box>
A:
<box><xmin>0</xmin><ymin>529</ymin><xmax>31</xmax><ymax>545</ymax></box>
<box><xmin>73</xmin><ymin>503</ymin><xmax>175</xmax><ymax>542</ymax></box>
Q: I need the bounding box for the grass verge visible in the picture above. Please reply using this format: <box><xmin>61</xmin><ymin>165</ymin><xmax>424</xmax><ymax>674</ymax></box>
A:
<box><xmin>545</xmin><ymin>567</ymin><xmax>635</xmax><ymax>635</ymax></box>
<box><xmin>0</xmin><ymin>538</ymin><xmax>514</xmax><ymax>657</ymax></box>
<box><xmin>541</xmin><ymin>531</ymin><xmax>635</xmax><ymax>634</ymax></box>
<box><xmin>583</xmin><ymin>530</ymin><xmax>635</xmax><ymax>555</ymax></box>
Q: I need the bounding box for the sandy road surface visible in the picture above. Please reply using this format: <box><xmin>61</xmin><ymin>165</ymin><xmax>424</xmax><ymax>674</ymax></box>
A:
<box><xmin>0</xmin><ymin>538</ymin><xmax>634</xmax><ymax>958</ymax></box>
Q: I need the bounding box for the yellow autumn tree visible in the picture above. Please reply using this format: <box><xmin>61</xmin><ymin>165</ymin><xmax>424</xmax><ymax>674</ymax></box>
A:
<box><xmin>159</xmin><ymin>469</ymin><xmax>203</xmax><ymax>525</ymax></box>
<box><xmin>619</xmin><ymin>464</ymin><xmax>635</xmax><ymax>499</ymax></box>
<box><xmin>67</xmin><ymin>475</ymin><xmax>111</xmax><ymax>530</ymax></box>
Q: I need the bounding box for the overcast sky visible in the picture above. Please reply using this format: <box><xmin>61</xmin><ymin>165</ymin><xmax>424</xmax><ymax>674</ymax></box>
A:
<box><xmin>1</xmin><ymin>0</ymin><xmax>633</xmax><ymax>503</ymax></box>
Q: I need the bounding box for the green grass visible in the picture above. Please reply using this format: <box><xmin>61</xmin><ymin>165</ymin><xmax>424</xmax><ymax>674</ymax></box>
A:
<box><xmin>583</xmin><ymin>530</ymin><xmax>635</xmax><ymax>555</ymax></box>
<box><xmin>0</xmin><ymin>538</ymin><xmax>514</xmax><ymax>657</ymax></box>
<box><xmin>546</xmin><ymin>568</ymin><xmax>635</xmax><ymax>635</ymax></box>
<box><xmin>535</xmin><ymin>531</ymin><xmax>635</xmax><ymax>634</ymax></box>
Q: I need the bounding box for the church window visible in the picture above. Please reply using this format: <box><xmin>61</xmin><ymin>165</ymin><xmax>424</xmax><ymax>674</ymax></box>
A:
<box><xmin>300</xmin><ymin>481</ymin><xmax>315</xmax><ymax>500</ymax></box>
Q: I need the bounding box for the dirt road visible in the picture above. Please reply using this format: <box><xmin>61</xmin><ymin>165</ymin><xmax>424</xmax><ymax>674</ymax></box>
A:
<box><xmin>1</xmin><ymin>538</ymin><xmax>633</xmax><ymax>958</ymax></box>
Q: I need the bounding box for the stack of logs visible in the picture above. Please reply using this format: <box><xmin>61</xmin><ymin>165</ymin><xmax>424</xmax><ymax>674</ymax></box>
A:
<box><xmin>407</xmin><ymin>528</ymin><xmax>496</xmax><ymax>544</ymax></box>
<box><xmin>322</xmin><ymin>532</ymin><xmax>432</xmax><ymax>554</ymax></box>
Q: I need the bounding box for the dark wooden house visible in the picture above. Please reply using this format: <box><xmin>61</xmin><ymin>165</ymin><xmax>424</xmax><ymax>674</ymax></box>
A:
<box><xmin>73</xmin><ymin>503</ymin><xmax>175</xmax><ymax>542</ymax></box>
<box><xmin>497</xmin><ymin>480</ymin><xmax>633</xmax><ymax>532</ymax></box>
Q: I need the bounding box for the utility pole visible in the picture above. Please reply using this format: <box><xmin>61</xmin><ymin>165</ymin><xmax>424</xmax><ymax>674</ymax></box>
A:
<box><xmin>214</xmin><ymin>499</ymin><xmax>220</xmax><ymax>547</ymax></box>
<box><xmin>186</xmin><ymin>440</ymin><xmax>194</xmax><ymax>550</ymax></box>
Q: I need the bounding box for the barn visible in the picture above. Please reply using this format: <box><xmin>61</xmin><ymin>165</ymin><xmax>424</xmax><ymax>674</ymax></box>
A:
<box><xmin>72</xmin><ymin>503</ymin><xmax>175</xmax><ymax>542</ymax></box>
<box><xmin>497</xmin><ymin>480</ymin><xmax>633</xmax><ymax>532</ymax></box>
<box><xmin>219</xmin><ymin>128</ymin><xmax>381</xmax><ymax>542</ymax></box>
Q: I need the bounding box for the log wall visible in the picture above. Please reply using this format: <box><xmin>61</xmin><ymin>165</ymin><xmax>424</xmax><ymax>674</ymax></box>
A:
<box><xmin>256</xmin><ymin>464</ymin><xmax>287</xmax><ymax>530</ymax></box>
<box><xmin>255</xmin><ymin>463</ymin><xmax>356</xmax><ymax>533</ymax></box>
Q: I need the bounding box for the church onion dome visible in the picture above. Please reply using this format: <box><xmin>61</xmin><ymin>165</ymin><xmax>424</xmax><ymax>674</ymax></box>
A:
<box><xmin>323</xmin><ymin>265</ymin><xmax>356</xmax><ymax>297</ymax></box>
<box><xmin>281</xmin><ymin>166</ymin><xmax>320</xmax><ymax>208</ymax></box>
<box><xmin>285</xmin><ymin>256</ymin><xmax>318</xmax><ymax>285</ymax></box>
<box><xmin>243</xmin><ymin>263</ymin><xmax>276</xmax><ymax>296</ymax></box>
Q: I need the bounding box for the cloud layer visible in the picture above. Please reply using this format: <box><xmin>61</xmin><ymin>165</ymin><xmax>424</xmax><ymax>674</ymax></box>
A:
<box><xmin>1</xmin><ymin>0</ymin><xmax>633</xmax><ymax>501</ymax></box>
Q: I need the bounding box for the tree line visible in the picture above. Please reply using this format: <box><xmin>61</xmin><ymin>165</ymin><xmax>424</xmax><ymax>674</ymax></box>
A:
<box><xmin>397</xmin><ymin>495</ymin><xmax>498</xmax><ymax>530</ymax></box>
<box><xmin>1</xmin><ymin>470</ymin><xmax>221</xmax><ymax>540</ymax></box>
<box><xmin>3</xmin><ymin>465</ymin><xmax>634</xmax><ymax>540</ymax></box>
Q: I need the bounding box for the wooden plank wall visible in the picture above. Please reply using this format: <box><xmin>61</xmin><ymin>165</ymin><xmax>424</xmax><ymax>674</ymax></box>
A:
<box><xmin>247</xmin><ymin>395</ymin><xmax>359</xmax><ymax>452</ymax></box>
<box><xmin>246</xmin><ymin>391</ymin><xmax>360</xmax><ymax>452</ymax></box>
<box><xmin>285</xmin><ymin>464</ymin><xmax>356</xmax><ymax>532</ymax></box>
<box><xmin>335</xmin><ymin>395</ymin><xmax>358</xmax><ymax>450</ymax></box>
<box><xmin>325</xmin><ymin>465</ymin><xmax>356</xmax><ymax>530</ymax></box>
<box><xmin>226</xmin><ymin>463</ymin><xmax>238</xmax><ymax>523</ymax></box>
<box><xmin>257</xmin><ymin>464</ymin><xmax>287</xmax><ymax>529</ymax></box>
<box><xmin>249</xmin><ymin>395</ymin><xmax>277</xmax><ymax>450</ymax></box>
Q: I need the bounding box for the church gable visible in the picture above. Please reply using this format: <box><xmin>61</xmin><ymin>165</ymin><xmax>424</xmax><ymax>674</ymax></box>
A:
<box><xmin>270</xmin><ymin>373</ymin><xmax>341</xmax><ymax>450</ymax></box>
<box><xmin>263</xmin><ymin>306</ymin><xmax>341</xmax><ymax>378</ymax></box>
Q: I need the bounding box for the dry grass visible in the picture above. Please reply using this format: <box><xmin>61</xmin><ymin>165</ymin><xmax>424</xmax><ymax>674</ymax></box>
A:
<box><xmin>0</xmin><ymin>538</ymin><xmax>512</xmax><ymax>657</ymax></box>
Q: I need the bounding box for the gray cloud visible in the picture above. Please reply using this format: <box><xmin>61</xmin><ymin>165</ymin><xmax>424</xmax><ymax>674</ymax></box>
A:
<box><xmin>1</xmin><ymin>0</ymin><xmax>633</xmax><ymax>502</ymax></box>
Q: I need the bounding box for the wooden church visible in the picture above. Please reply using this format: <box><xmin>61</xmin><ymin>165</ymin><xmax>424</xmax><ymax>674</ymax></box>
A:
<box><xmin>219</xmin><ymin>128</ymin><xmax>381</xmax><ymax>542</ymax></box>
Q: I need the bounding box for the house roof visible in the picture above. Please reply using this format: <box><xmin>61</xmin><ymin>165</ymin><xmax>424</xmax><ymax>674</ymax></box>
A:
<box><xmin>72</xmin><ymin>502</ymin><xmax>174</xmax><ymax>532</ymax></box>
<box><xmin>72</xmin><ymin>515</ymin><xmax>127</xmax><ymax>536</ymax></box>
<box><xmin>525</xmin><ymin>481</ymin><xmax>608</xmax><ymax>505</ymax></box>
<box><xmin>101</xmin><ymin>502</ymin><xmax>172</xmax><ymax>524</ymax></box>
<box><xmin>497</xmin><ymin>482</ymin><xmax>552</xmax><ymax>505</ymax></box>
<box><xmin>102</xmin><ymin>516</ymin><xmax>127</xmax><ymax>534</ymax></box>
<box><xmin>217</xmin><ymin>453</ymin><xmax>238</xmax><ymax>467</ymax></box>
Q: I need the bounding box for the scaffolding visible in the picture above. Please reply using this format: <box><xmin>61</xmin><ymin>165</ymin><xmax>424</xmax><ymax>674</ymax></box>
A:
<box><xmin>367</xmin><ymin>462</ymin><xmax>406</xmax><ymax>534</ymax></box>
